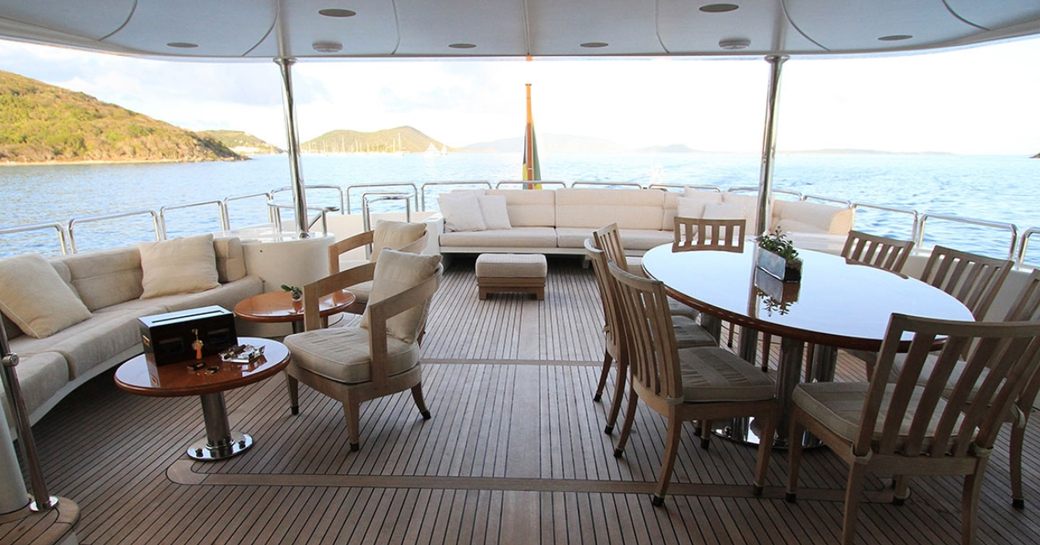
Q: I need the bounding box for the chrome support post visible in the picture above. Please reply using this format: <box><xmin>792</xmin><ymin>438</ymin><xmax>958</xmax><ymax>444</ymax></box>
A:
<box><xmin>188</xmin><ymin>392</ymin><xmax>252</xmax><ymax>461</ymax></box>
<box><xmin>755</xmin><ymin>55</ymin><xmax>788</xmax><ymax>237</ymax></box>
<box><xmin>0</xmin><ymin>320</ymin><xmax>57</xmax><ymax>512</ymax></box>
<box><xmin>275</xmin><ymin>57</ymin><xmax>309</xmax><ymax>238</ymax></box>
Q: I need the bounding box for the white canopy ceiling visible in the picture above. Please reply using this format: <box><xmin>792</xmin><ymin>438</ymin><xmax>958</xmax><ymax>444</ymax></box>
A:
<box><xmin>0</xmin><ymin>0</ymin><xmax>1039</xmax><ymax>59</ymax></box>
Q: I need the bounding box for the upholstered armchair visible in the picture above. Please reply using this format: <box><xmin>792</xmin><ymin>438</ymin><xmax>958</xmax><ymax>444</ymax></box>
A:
<box><xmin>327</xmin><ymin>220</ymin><xmax>428</xmax><ymax>314</ymax></box>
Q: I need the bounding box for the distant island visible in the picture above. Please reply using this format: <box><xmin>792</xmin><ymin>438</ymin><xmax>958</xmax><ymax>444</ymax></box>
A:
<box><xmin>302</xmin><ymin>126</ymin><xmax>449</xmax><ymax>154</ymax></box>
<box><xmin>197</xmin><ymin>130</ymin><xmax>282</xmax><ymax>155</ymax></box>
<box><xmin>1033</xmin><ymin>152</ymin><xmax>1039</xmax><ymax>159</ymax></box>
<box><xmin>0</xmin><ymin>70</ymin><xmax>241</xmax><ymax>164</ymax></box>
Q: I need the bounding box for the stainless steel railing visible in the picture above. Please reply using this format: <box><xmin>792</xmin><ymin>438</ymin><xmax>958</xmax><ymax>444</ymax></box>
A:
<box><xmin>495</xmin><ymin>180</ymin><xmax>568</xmax><ymax>189</ymax></box>
<box><xmin>916</xmin><ymin>213</ymin><xmax>1019</xmax><ymax>260</ymax></box>
<box><xmin>648</xmin><ymin>183</ymin><xmax>722</xmax><ymax>192</ymax></box>
<box><xmin>267</xmin><ymin>203</ymin><xmax>337</xmax><ymax>235</ymax></box>
<box><xmin>345</xmin><ymin>183</ymin><xmax>418</xmax><ymax>214</ymax></box>
<box><xmin>361</xmin><ymin>192</ymin><xmax>412</xmax><ymax>258</ymax></box>
<box><xmin>160</xmin><ymin>200</ymin><xmax>228</xmax><ymax>235</ymax></box>
<box><xmin>418</xmin><ymin>181</ymin><xmax>492</xmax><ymax>211</ymax></box>
<box><xmin>223</xmin><ymin>192</ymin><xmax>276</xmax><ymax>228</ymax></box>
<box><xmin>802</xmin><ymin>194</ymin><xmax>853</xmax><ymax>208</ymax></box>
<box><xmin>0</xmin><ymin>222</ymin><xmax>69</xmax><ymax>256</ymax></box>
<box><xmin>68</xmin><ymin>210</ymin><xmax>164</xmax><ymax>253</ymax></box>
<box><xmin>1018</xmin><ymin>227</ymin><xmax>1040</xmax><ymax>265</ymax></box>
<box><xmin>849</xmin><ymin>202</ymin><xmax>920</xmax><ymax>241</ymax></box>
<box><xmin>271</xmin><ymin>184</ymin><xmax>346</xmax><ymax>216</ymax></box>
<box><xmin>728</xmin><ymin>186</ymin><xmax>804</xmax><ymax>200</ymax></box>
<box><xmin>571</xmin><ymin>181</ymin><xmax>644</xmax><ymax>190</ymax></box>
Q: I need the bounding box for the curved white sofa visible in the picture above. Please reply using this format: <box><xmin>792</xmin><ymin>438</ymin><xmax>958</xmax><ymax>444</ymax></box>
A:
<box><xmin>434</xmin><ymin>188</ymin><xmax>855</xmax><ymax>256</ymax></box>
<box><xmin>1</xmin><ymin>237</ymin><xmax>264</xmax><ymax>428</ymax></box>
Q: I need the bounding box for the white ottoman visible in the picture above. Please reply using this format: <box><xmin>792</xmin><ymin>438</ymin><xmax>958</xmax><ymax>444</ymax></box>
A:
<box><xmin>475</xmin><ymin>253</ymin><xmax>547</xmax><ymax>300</ymax></box>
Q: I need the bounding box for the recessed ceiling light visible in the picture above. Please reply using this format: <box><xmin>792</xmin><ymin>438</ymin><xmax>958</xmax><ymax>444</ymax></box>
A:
<box><xmin>700</xmin><ymin>3</ymin><xmax>739</xmax><ymax>13</ymax></box>
<box><xmin>312</xmin><ymin>40</ymin><xmax>343</xmax><ymax>53</ymax></box>
<box><xmin>580</xmin><ymin>42</ymin><xmax>609</xmax><ymax>48</ymax></box>
<box><xmin>718</xmin><ymin>38</ymin><xmax>751</xmax><ymax>50</ymax></box>
<box><xmin>166</xmin><ymin>42</ymin><xmax>198</xmax><ymax>49</ymax></box>
<box><xmin>878</xmin><ymin>34</ymin><xmax>913</xmax><ymax>41</ymax></box>
<box><xmin>318</xmin><ymin>8</ymin><xmax>356</xmax><ymax>18</ymax></box>
<box><xmin>448</xmin><ymin>43</ymin><xmax>476</xmax><ymax>49</ymax></box>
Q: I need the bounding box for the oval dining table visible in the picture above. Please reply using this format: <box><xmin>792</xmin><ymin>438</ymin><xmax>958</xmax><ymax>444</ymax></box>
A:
<box><xmin>641</xmin><ymin>243</ymin><xmax>974</xmax><ymax>446</ymax></box>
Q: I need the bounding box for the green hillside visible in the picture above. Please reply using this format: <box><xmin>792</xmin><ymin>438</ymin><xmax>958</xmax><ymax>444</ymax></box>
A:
<box><xmin>302</xmin><ymin>126</ymin><xmax>449</xmax><ymax>154</ymax></box>
<box><xmin>0</xmin><ymin>70</ymin><xmax>241</xmax><ymax>163</ymax></box>
<box><xmin>198</xmin><ymin>130</ymin><xmax>282</xmax><ymax>155</ymax></box>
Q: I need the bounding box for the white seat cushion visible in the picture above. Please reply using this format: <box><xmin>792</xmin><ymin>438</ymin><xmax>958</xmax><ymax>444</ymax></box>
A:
<box><xmin>440</xmin><ymin>227</ymin><xmax>558</xmax><ymax>248</ymax></box>
<box><xmin>138</xmin><ymin>234</ymin><xmax>219</xmax><ymax>299</ymax></box>
<box><xmin>285</xmin><ymin>327</ymin><xmax>419</xmax><ymax>385</ymax></box>
<box><xmin>678</xmin><ymin>346</ymin><xmax>774</xmax><ymax>402</ymax></box>
<box><xmin>0</xmin><ymin>351</ymin><xmax>68</xmax><ymax>428</ymax></box>
<box><xmin>555</xmin><ymin>227</ymin><xmax>597</xmax><ymax>249</ymax></box>
<box><xmin>0</xmin><ymin>254</ymin><xmax>92</xmax><ymax>338</ymax></box>
<box><xmin>617</xmin><ymin>229</ymin><xmax>673</xmax><ymax>251</ymax></box>
<box><xmin>475</xmin><ymin>253</ymin><xmax>547</xmax><ymax>278</ymax></box>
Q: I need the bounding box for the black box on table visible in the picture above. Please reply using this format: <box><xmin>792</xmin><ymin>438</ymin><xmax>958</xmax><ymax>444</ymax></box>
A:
<box><xmin>139</xmin><ymin>306</ymin><xmax>237</xmax><ymax>365</ymax></box>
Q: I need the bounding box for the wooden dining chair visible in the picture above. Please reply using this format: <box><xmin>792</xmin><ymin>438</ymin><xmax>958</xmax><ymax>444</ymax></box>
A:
<box><xmin>786</xmin><ymin>313</ymin><xmax>1040</xmax><ymax>545</ymax></box>
<box><xmin>607</xmin><ymin>261</ymin><xmax>778</xmax><ymax>506</ymax></box>
<box><xmin>672</xmin><ymin>217</ymin><xmax>746</xmax><ymax>253</ymax></box>
<box><xmin>327</xmin><ymin>220</ymin><xmax>428</xmax><ymax>315</ymax></box>
<box><xmin>841</xmin><ymin>230</ymin><xmax>914</xmax><ymax>273</ymax></box>
<box><xmin>585</xmin><ymin>238</ymin><xmax>716</xmax><ymax>436</ymax></box>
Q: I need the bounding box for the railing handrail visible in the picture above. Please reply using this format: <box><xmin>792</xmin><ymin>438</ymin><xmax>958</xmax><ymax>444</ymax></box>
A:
<box><xmin>361</xmin><ymin>192</ymin><xmax>413</xmax><ymax>257</ymax></box>
<box><xmin>223</xmin><ymin>191</ymin><xmax>275</xmax><ymax>229</ymax></box>
<box><xmin>495</xmin><ymin>180</ymin><xmax>569</xmax><ymax>189</ymax></box>
<box><xmin>916</xmin><ymin>212</ymin><xmax>1019</xmax><ymax>261</ymax></box>
<box><xmin>266</xmin><ymin>203</ymin><xmax>338</xmax><ymax>236</ymax></box>
<box><xmin>160</xmin><ymin>200</ymin><xmax>229</xmax><ymax>234</ymax></box>
<box><xmin>727</xmin><ymin>186</ymin><xmax>804</xmax><ymax>199</ymax></box>
<box><xmin>1018</xmin><ymin>227</ymin><xmax>1040</xmax><ymax>265</ymax></box>
<box><xmin>419</xmin><ymin>181</ymin><xmax>492</xmax><ymax>210</ymax></box>
<box><xmin>0</xmin><ymin>222</ymin><xmax>69</xmax><ymax>256</ymax></box>
<box><xmin>270</xmin><ymin>184</ymin><xmax>347</xmax><ymax>217</ymax></box>
<box><xmin>68</xmin><ymin>209</ymin><xmax>163</xmax><ymax>254</ymax></box>
<box><xmin>344</xmin><ymin>183</ymin><xmax>418</xmax><ymax>214</ymax></box>
<box><xmin>571</xmin><ymin>181</ymin><xmax>644</xmax><ymax>189</ymax></box>
<box><xmin>802</xmin><ymin>194</ymin><xmax>853</xmax><ymax>207</ymax></box>
<box><xmin>648</xmin><ymin>183</ymin><xmax>723</xmax><ymax>193</ymax></box>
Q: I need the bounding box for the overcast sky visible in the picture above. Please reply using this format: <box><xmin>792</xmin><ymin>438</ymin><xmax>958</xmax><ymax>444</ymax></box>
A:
<box><xmin>1</xmin><ymin>36</ymin><xmax>1039</xmax><ymax>155</ymax></box>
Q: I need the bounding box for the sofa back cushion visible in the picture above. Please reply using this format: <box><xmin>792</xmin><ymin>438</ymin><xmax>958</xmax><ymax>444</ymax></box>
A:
<box><xmin>721</xmin><ymin>192</ymin><xmax>771</xmax><ymax>230</ymax></box>
<box><xmin>138</xmin><ymin>234</ymin><xmax>220</xmax><ymax>299</ymax></box>
<box><xmin>0</xmin><ymin>254</ymin><xmax>92</xmax><ymax>338</ymax></box>
<box><xmin>213</xmin><ymin>236</ymin><xmax>247</xmax><ymax>283</ymax></box>
<box><xmin>555</xmin><ymin>189</ymin><xmax>664</xmax><ymax>230</ymax></box>
<box><xmin>771</xmin><ymin>199</ymin><xmax>855</xmax><ymax>235</ymax></box>
<box><xmin>1</xmin><ymin>313</ymin><xmax>22</xmax><ymax>339</ymax></box>
<box><xmin>486</xmin><ymin>189</ymin><xmax>556</xmax><ymax>227</ymax></box>
<box><xmin>59</xmin><ymin>246</ymin><xmax>144</xmax><ymax>311</ymax></box>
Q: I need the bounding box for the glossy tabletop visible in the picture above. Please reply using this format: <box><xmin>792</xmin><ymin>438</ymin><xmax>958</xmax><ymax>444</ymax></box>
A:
<box><xmin>641</xmin><ymin>244</ymin><xmax>974</xmax><ymax>351</ymax></box>
<box><xmin>233</xmin><ymin>290</ymin><xmax>356</xmax><ymax>323</ymax></box>
<box><xmin>114</xmin><ymin>337</ymin><xmax>290</xmax><ymax>397</ymax></box>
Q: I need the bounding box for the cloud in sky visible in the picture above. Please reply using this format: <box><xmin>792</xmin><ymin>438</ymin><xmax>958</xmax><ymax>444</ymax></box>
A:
<box><xmin>1</xmin><ymin>37</ymin><xmax>1039</xmax><ymax>155</ymax></box>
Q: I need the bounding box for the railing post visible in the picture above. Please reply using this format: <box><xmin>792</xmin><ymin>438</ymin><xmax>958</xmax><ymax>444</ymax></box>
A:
<box><xmin>275</xmin><ymin>57</ymin><xmax>309</xmax><ymax>238</ymax></box>
<box><xmin>755</xmin><ymin>55</ymin><xmax>788</xmax><ymax>237</ymax></box>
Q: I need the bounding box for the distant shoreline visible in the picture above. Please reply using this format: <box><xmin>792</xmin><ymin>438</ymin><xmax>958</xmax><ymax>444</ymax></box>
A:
<box><xmin>0</xmin><ymin>156</ymin><xmax>250</xmax><ymax>167</ymax></box>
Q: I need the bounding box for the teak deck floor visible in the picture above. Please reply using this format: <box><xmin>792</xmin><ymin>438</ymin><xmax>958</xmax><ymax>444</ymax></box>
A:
<box><xmin>5</xmin><ymin>257</ymin><xmax>1040</xmax><ymax>544</ymax></box>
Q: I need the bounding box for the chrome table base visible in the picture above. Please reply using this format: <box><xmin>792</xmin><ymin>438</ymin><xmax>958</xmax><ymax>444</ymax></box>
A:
<box><xmin>188</xmin><ymin>392</ymin><xmax>253</xmax><ymax>461</ymax></box>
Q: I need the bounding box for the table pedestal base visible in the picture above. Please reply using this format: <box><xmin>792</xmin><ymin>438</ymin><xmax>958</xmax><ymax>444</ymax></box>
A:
<box><xmin>188</xmin><ymin>392</ymin><xmax>253</xmax><ymax>461</ymax></box>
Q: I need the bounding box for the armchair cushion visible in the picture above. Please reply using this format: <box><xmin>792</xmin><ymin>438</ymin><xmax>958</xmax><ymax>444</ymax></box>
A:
<box><xmin>138</xmin><ymin>234</ymin><xmax>219</xmax><ymax>298</ymax></box>
<box><xmin>372</xmin><ymin>220</ymin><xmax>426</xmax><ymax>261</ymax></box>
<box><xmin>361</xmin><ymin>249</ymin><xmax>442</xmax><ymax>343</ymax></box>
<box><xmin>284</xmin><ymin>327</ymin><xmax>419</xmax><ymax>384</ymax></box>
<box><xmin>678</xmin><ymin>346</ymin><xmax>774</xmax><ymax>402</ymax></box>
<box><xmin>0</xmin><ymin>254</ymin><xmax>91</xmax><ymax>338</ymax></box>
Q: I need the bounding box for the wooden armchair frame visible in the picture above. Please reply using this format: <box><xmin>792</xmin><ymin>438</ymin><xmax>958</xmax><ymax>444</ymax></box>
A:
<box><xmin>672</xmin><ymin>217</ymin><xmax>746</xmax><ymax>253</ymax></box>
<box><xmin>327</xmin><ymin>227</ymin><xmax>428</xmax><ymax>314</ymax></box>
<box><xmin>286</xmin><ymin>260</ymin><xmax>441</xmax><ymax>452</ymax></box>
<box><xmin>841</xmin><ymin>230</ymin><xmax>914</xmax><ymax>273</ymax></box>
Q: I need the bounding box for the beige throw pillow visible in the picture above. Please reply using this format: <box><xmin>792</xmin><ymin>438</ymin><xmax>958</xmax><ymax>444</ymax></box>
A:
<box><xmin>361</xmin><ymin>249</ymin><xmax>441</xmax><ymax>343</ymax></box>
<box><xmin>478</xmin><ymin>195</ymin><xmax>512</xmax><ymax>230</ymax></box>
<box><xmin>371</xmin><ymin>220</ymin><xmax>427</xmax><ymax>261</ymax></box>
<box><xmin>213</xmin><ymin>237</ymin><xmax>246</xmax><ymax>283</ymax></box>
<box><xmin>138</xmin><ymin>234</ymin><xmax>219</xmax><ymax>299</ymax></box>
<box><xmin>0</xmin><ymin>254</ymin><xmax>91</xmax><ymax>338</ymax></box>
<box><xmin>438</xmin><ymin>192</ymin><xmax>486</xmax><ymax>232</ymax></box>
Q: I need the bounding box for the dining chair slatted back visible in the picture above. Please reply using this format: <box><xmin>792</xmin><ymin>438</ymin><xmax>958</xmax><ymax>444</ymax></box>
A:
<box><xmin>606</xmin><ymin>261</ymin><xmax>683</xmax><ymax>402</ymax></box>
<box><xmin>918</xmin><ymin>246</ymin><xmax>1012</xmax><ymax>320</ymax></box>
<box><xmin>593</xmin><ymin>223</ymin><xmax>631</xmax><ymax>272</ymax></box>
<box><xmin>585</xmin><ymin>239</ymin><xmax>622</xmax><ymax>359</ymax></box>
<box><xmin>672</xmin><ymin>217</ymin><xmax>746</xmax><ymax>253</ymax></box>
<box><xmin>865</xmin><ymin>315</ymin><xmax>1040</xmax><ymax>460</ymax></box>
<box><xmin>841</xmin><ymin>230</ymin><xmax>914</xmax><ymax>273</ymax></box>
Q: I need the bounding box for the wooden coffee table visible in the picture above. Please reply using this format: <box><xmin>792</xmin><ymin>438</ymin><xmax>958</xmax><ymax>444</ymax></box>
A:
<box><xmin>233</xmin><ymin>290</ymin><xmax>356</xmax><ymax>334</ymax></box>
<box><xmin>114</xmin><ymin>337</ymin><xmax>290</xmax><ymax>461</ymax></box>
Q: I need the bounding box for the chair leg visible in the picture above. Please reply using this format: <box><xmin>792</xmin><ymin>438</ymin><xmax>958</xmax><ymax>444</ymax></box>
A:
<box><xmin>652</xmin><ymin>410</ymin><xmax>683</xmax><ymax>507</ymax></box>
<box><xmin>613</xmin><ymin>384</ymin><xmax>639</xmax><ymax>458</ymax></box>
<box><xmin>804</xmin><ymin>343</ymin><xmax>816</xmax><ymax>381</ymax></box>
<box><xmin>411</xmin><ymin>383</ymin><xmax>432</xmax><ymax>420</ymax></box>
<box><xmin>286</xmin><ymin>374</ymin><xmax>300</xmax><ymax>415</ymax></box>
<box><xmin>962</xmin><ymin>460</ymin><xmax>989</xmax><ymax>545</ymax></box>
<box><xmin>841</xmin><ymin>464</ymin><xmax>868</xmax><ymax>545</ymax></box>
<box><xmin>753</xmin><ymin>411</ymin><xmax>778</xmax><ymax>497</ymax></box>
<box><xmin>893</xmin><ymin>475</ymin><xmax>910</xmax><ymax>505</ymax></box>
<box><xmin>1011</xmin><ymin>422</ymin><xmax>1026</xmax><ymax>509</ymax></box>
<box><xmin>699</xmin><ymin>420</ymin><xmax>711</xmax><ymax>449</ymax></box>
<box><xmin>342</xmin><ymin>399</ymin><xmax>361</xmax><ymax>452</ymax></box>
<box><xmin>785</xmin><ymin>416</ymin><xmax>805</xmax><ymax>502</ymax></box>
<box><xmin>727</xmin><ymin>322</ymin><xmax>735</xmax><ymax>348</ymax></box>
<box><xmin>604</xmin><ymin>359</ymin><xmax>628</xmax><ymax>434</ymax></box>
<box><xmin>593</xmin><ymin>349</ymin><xmax>613</xmax><ymax>403</ymax></box>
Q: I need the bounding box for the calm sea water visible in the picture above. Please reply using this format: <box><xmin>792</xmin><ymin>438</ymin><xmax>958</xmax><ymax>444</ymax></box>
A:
<box><xmin>0</xmin><ymin>152</ymin><xmax>1037</xmax><ymax>262</ymax></box>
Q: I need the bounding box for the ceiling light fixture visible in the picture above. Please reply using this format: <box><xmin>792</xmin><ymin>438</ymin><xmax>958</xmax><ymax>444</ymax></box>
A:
<box><xmin>448</xmin><ymin>43</ymin><xmax>477</xmax><ymax>49</ymax></box>
<box><xmin>878</xmin><ymin>34</ymin><xmax>913</xmax><ymax>41</ymax></box>
<box><xmin>580</xmin><ymin>42</ymin><xmax>609</xmax><ymax>48</ymax></box>
<box><xmin>312</xmin><ymin>40</ymin><xmax>343</xmax><ymax>53</ymax></box>
<box><xmin>718</xmin><ymin>38</ymin><xmax>751</xmax><ymax>50</ymax></box>
<box><xmin>700</xmin><ymin>3</ymin><xmax>739</xmax><ymax>13</ymax></box>
<box><xmin>318</xmin><ymin>8</ymin><xmax>356</xmax><ymax>18</ymax></box>
<box><xmin>166</xmin><ymin>42</ymin><xmax>198</xmax><ymax>48</ymax></box>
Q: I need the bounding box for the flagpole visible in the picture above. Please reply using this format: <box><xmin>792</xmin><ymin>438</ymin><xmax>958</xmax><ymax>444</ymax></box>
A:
<box><xmin>524</xmin><ymin>83</ymin><xmax>534</xmax><ymax>189</ymax></box>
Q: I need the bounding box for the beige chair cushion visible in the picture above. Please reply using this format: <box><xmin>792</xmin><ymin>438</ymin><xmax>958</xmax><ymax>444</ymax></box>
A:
<box><xmin>0</xmin><ymin>254</ymin><xmax>91</xmax><ymax>338</ymax></box>
<box><xmin>673</xmin><ymin>316</ymin><xmax>716</xmax><ymax>348</ymax></box>
<box><xmin>475</xmin><ymin>253</ymin><xmax>547</xmax><ymax>278</ymax></box>
<box><xmin>361</xmin><ymin>250</ymin><xmax>441</xmax><ymax>343</ymax></box>
<box><xmin>887</xmin><ymin>352</ymin><xmax>989</xmax><ymax>400</ymax></box>
<box><xmin>213</xmin><ymin>237</ymin><xmax>246</xmax><ymax>283</ymax></box>
<box><xmin>285</xmin><ymin>327</ymin><xmax>419</xmax><ymax>385</ymax></box>
<box><xmin>138</xmin><ymin>234</ymin><xmax>220</xmax><ymax>299</ymax></box>
<box><xmin>439</xmin><ymin>192</ymin><xmax>486</xmax><ymax>232</ymax></box>
<box><xmin>486</xmin><ymin>189</ymin><xmax>556</xmax><ymax>227</ymax></box>
<box><xmin>440</xmin><ymin>227</ymin><xmax>558</xmax><ymax>248</ymax></box>
<box><xmin>678</xmin><ymin>346</ymin><xmax>774</xmax><ymax>402</ymax></box>
<box><xmin>478</xmin><ymin>195</ymin><xmax>512</xmax><ymax>230</ymax></box>
<box><xmin>372</xmin><ymin>220</ymin><xmax>426</xmax><ymax>261</ymax></box>
<box><xmin>61</xmin><ymin>246</ymin><xmax>143</xmax><ymax>310</ymax></box>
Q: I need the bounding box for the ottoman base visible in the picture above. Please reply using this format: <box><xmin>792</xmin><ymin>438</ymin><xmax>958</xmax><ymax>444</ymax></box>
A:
<box><xmin>478</xmin><ymin>277</ymin><xmax>545</xmax><ymax>300</ymax></box>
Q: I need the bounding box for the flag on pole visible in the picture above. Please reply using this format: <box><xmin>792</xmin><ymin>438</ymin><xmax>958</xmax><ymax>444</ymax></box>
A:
<box><xmin>522</xmin><ymin>83</ymin><xmax>541</xmax><ymax>189</ymax></box>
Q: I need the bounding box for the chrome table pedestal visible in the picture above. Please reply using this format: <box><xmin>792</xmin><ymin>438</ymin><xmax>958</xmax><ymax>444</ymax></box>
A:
<box><xmin>187</xmin><ymin>392</ymin><xmax>253</xmax><ymax>461</ymax></box>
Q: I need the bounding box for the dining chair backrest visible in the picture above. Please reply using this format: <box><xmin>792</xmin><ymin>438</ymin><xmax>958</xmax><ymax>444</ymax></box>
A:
<box><xmin>918</xmin><ymin>245</ymin><xmax>1012</xmax><ymax>320</ymax></box>
<box><xmin>672</xmin><ymin>217</ymin><xmax>746</xmax><ymax>253</ymax></box>
<box><xmin>606</xmin><ymin>261</ymin><xmax>683</xmax><ymax>402</ymax></box>
<box><xmin>841</xmin><ymin>230</ymin><xmax>914</xmax><ymax>273</ymax></box>
<box><xmin>1006</xmin><ymin>270</ymin><xmax>1040</xmax><ymax>414</ymax></box>
<box><xmin>593</xmin><ymin>223</ymin><xmax>630</xmax><ymax>272</ymax></box>
<box><xmin>864</xmin><ymin>314</ymin><xmax>1040</xmax><ymax>459</ymax></box>
<box><xmin>585</xmin><ymin>238</ymin><xmax>622</xmax><ymax>360</ymax></box>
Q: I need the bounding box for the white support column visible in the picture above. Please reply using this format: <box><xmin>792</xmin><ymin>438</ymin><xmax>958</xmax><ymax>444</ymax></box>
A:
<box><xmin>755</xmin><ymin>55</ymin><xmax>788</xmax><ymax>237</ymax></box>
<box><xmin>275</xmin><ymin>57</ymin><xmax>310</xmax><ymax>238</ymax></box>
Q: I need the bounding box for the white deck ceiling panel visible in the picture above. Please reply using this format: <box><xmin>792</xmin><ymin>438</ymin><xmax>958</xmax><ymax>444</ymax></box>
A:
<box><xmin>527</xmin><ymin>0</ymin><xmax>665</xmax><ymax>56</ymax></box>
<box><xmin>657</xmin><ymin>0</ymin><xmax>822</xmax><ymax>55</ymax></box>
<box><xmin>0</xmin><ymin>0</ymin><xmax>135</xmax><ymax>41</ymax></box>
<box><xmin>394</xmin><ymin>0</ymin><xmax>527</xmax><ymax>56</ymax></box>
<box><xmin>783</xmin><ymin>0</ymin><xmax>976</xmax><ymax>52</ymax></box>
<box><xmin>252</xmin><ymin>0</ymin><xmax>400</xmax><ymax>58</ymax></box>
<box><xmin>103</xmin><ymin>0</ymin><xmax>276</xmax><ymax>56</ymax></box>
<box><xmin>944</xmin><ymin>0</ymin><xmax>1040</xmax><ymax>31</ymax></box>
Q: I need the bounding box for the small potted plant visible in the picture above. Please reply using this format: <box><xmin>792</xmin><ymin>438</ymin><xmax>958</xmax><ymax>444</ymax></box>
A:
<box><xmin>281</xmin><ymin>284</ymin><xmax>303</xmax><ymax>302</ymax></box>
<box><xmin>756</xmin><ymin>228</ymin><xmax>802</xmax><ymax>282</ymax></box>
